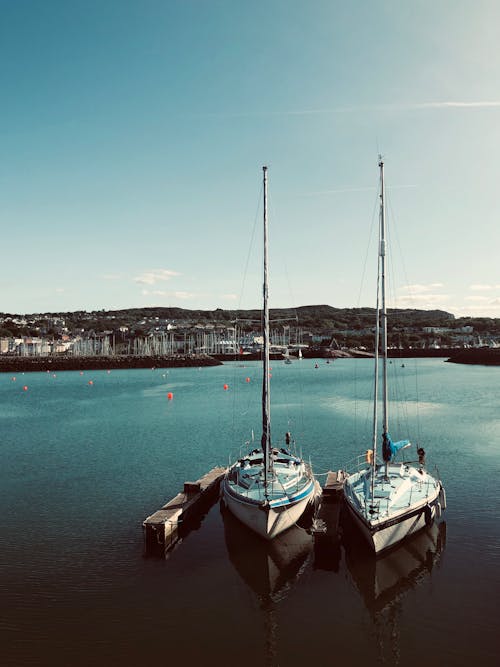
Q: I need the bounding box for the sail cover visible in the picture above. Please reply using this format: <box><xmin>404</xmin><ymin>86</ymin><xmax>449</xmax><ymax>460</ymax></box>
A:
<box><xmin>382</xmin><ymin>433</ymin><xmax>411</xmax><ymax>461</ymax></box>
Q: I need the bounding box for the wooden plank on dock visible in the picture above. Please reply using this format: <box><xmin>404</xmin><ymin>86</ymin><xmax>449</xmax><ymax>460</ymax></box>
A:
<box><xmin>323</xmin><ymin>470</ymin><xmax>345</xmax><ymax>497</ymax></box>
<box><xmin>143</xmin><ymin>466</ymin><xmax>227</xmax><ymax>554</ymax></box>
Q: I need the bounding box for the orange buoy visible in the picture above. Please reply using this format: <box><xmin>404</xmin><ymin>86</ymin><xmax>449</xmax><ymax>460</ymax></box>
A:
<box><xmin>88</xmin><ymin>380</ymin><xmax>93</xmax><ymax>386</ymax></box>
<box><xmin>223</xmin><ymin>383</ymin><xmax>229</xmax><ymax>390</ymax></box>
<box><xmin>167</xmin><ymin>392</ymin><xmax>174</xmax><ymax>400</ymax></box>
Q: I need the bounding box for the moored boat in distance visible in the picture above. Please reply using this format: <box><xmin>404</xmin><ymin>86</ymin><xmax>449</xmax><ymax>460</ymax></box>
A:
<box><xmin>221</xmin><ymin>167</ymin><xmax>320</xmax><ymax>540</ymax></box>
<box><xmin>342</xmin><ymin>157</ymin><xmax>446</xmax><ymax>554</ymax></box>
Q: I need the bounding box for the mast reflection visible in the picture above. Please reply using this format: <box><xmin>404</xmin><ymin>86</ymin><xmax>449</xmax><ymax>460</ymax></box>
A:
<box><xmin>221</xmin><ymin>503</ymin><xmax>313</xmax><ymax>666</ymax></box>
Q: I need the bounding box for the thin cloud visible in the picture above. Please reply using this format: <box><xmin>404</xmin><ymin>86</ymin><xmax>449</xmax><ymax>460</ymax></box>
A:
<box><xmin>142</xmin><ymin>289</ymin><xmax>195</xmax><ymax>300</ymax></box>
<box><xmin>469</xmin><ymin>283</ymin><xmax>500</xmax><ymax>291</ymax></box>
<box><xmin>465</xmin><ymin>295</ymin><xmax>490</xmax><ymax>303</ymax></box>
<box><xmin>301</xmin><ymin>184</ymin><xmax>417</xmax><ymax>197</ymax></box>
<box><xmin>413</xmin><ymin>101</ymin><xmax>500</xmax><ymax>109</ymax></box>
<box><xmin>134</xmin><ymin>269</ymin><xmax>180</xmax><ymax>286</ymax></box>
<box><xmin>199</xmin><ymin>101</ymin><xmax>500</xmax><ymax>119</ymax></box>
<box><xmin>392</xmin><ymin>283</ymin><xmax>450</xmax><ymax>310</ymax></box>
<box><xmin>399</xmin><ymin>283</ymin><xmax>444</xmax><ymax>294</ymax></box>
<box><xmin>392</xmin><ymin>294</ymin><xmax>451</xmax><ymax>307</ymax></box>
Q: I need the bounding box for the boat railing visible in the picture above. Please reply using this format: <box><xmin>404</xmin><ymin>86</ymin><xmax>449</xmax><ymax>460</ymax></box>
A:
<box><xmin>343</xmin><ymin>453</ymin><xmax>381</xmax><ymax>476</ymax></box>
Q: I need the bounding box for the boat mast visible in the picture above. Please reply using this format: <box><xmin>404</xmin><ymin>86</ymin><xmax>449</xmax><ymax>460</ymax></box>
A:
<box><xmin>379</xmin><ymin>157</ymin><xmax>389</xmax><ymax>475</ymax></box>
<box><xmin>371</xmin><ymin>160</ymin><xmax>383</xmax><ymax>502</ymax></box>
<box><xmin>261</xmin><ymin>166</ymin><xmax>272</xmax><ymax>488</ymax></box>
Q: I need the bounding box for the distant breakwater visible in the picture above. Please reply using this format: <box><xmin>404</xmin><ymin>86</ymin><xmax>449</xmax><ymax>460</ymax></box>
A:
<box><xmin>445</xmin><ymin>348</ymin><xmax>500</xmax><ymax>365</ymax></box>
<box><xmin>0</xmin><ymin>355</ymin><xmax>222</xmax><ymax>373</ymax></box>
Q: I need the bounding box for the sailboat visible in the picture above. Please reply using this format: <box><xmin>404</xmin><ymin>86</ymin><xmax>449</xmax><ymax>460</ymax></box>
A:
<box><xmin>221</xmin><ymin>166</ymin><xmax>320</xmax><ymax>540</ymax></box>
<box><xmin>342</xmin><ymin>157</ymin><xmax>446</xmax><ymax>554</ymax></box>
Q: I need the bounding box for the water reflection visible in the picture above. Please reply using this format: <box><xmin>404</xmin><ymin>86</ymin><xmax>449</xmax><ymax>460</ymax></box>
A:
<box><xmin>221</xmin><ymin>503</ymin><xmax>313</xmax><ymax>666</ymax></box>
<box><xmin>343</xmin><ymin>518</ymin><xmax>447</xmax><ymax>665</ymax></box>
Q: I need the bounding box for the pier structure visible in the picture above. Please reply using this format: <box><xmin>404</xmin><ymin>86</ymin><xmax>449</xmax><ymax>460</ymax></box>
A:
<box><xmin>322</xmin><ymin>469</ymin><xmax>346</xmax><ymax>498</ymax></box>
<box><xmin>143</xmin><ymin>466</ymin><xmax>227</xmax><ymax>555</ymax></box>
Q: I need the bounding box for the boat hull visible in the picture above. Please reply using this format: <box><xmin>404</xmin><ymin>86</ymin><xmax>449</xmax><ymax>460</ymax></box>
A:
<box><xmin>344</xmin><ymin>488</ymin><xmax>442</xmax><ymax>553</ymax></box>
<box><xmin>222</xmin><ymin>478</ymin><xmax>319</xmax><ymax>540</ymax></box>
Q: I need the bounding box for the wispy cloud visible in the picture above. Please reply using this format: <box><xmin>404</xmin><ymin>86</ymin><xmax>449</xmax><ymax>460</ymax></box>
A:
<box><xmin>469</xmin><ymin>283</ymin><xmax>500</xmax><ymax>291</ymax></box>
<box><xmin>399</xmin><ymin>283</ymin><xmax>444</xmax><ymax>294</ymax></box>
<box><xmin>134</xmin><ymin>269</ymin><xmax>180</xmax><ymax>286</ymax></box>
<box><xmin>465</xmin><ymin>295</ymin><xmax>490</xmax><ymax>303</ymax></box>
<box><xmin>392</xmin><ymin>283</ymin><xmax>450</xmax><ymax>310</ymax></box>
<box><xmin>142</xmin><ymin>289</ymin><xmax>195</xmax><ymax>299</ymax></box>
<box><xmin>199</xmin><ymin>101</ymin><xmax>500</xmax><ymax>119</ymax></box>
<box><xmin>413</xmin><ymin>101</ymin><xmax>500</xmax><ymax>110</ymax></box>
<box><xmin>102</xmin><ymin>273</ymin><xmax>122</xmax><ymax>281</ymax></box>
<box><xmin>392</xmin><ymin>293</ymin><xmax>451</xmax><ymax>308</ymax></box>
<box><xmin>301</xmin><ymin>184</ymin><xmax>417</xmax><ymax>197</ymax></box>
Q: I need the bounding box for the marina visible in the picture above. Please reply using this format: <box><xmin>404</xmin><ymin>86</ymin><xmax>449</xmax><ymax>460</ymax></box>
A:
<box><xmin>1</xmin><ymin>359</ymin><xmax>498</xmax><ymax>666</ymax></box>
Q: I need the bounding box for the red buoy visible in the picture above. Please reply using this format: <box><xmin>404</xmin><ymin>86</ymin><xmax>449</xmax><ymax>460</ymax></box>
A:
<box><xmin>223</xmin><ymin>383</ymin><xmax>229</xmax><ymax>390</ymax></box>
<box><xmin>23</xmin><ymin>385</ymin><xmax>28</xmax><ymax>391</ymax></box>
<box><xmin>167</xmin><ymin>392</ymin><xmax>174</xmax><ymax>400</ymax></box>
<box><xmin>88</xmin><ymin>380</ymin><xmax>93</xmax><ymax>386</ymax></box>
<box><xmin>245</xmin><ymin>377</ymin><xmax>250</xmax><ymax>383</ymax></box>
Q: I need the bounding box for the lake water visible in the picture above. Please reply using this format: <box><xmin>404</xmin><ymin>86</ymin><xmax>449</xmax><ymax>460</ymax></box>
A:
<box><xmin>1</xmin><ymin>358</ymin><xmax>499</xmax><ymax>666</ymax></box>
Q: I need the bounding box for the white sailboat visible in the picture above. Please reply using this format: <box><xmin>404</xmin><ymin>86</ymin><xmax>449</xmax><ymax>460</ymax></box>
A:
<box><xmin>221</xmin><ymin>166</ymin><xmax>320</xmax><ymax>540</ymax></box>
<box><xmin>342</xmin><ymin>157</ymin><xmax>446</xmax><ymax>554</ymax></box>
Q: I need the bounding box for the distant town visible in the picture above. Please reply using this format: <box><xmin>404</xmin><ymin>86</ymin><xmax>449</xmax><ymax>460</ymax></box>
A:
<box><xmin>1</xmin><ymin>305</ymin><xmax>499</xmax><ymax>358</ymax></box>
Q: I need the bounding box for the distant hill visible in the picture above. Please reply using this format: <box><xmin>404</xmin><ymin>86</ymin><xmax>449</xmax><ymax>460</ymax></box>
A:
<box><xmin>2</xmin><ymin>304</ymin><xmax>499</xmax><ymax>339</ymax></box>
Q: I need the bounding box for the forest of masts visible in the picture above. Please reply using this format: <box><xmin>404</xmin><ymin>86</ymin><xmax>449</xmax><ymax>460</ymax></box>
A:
<box><xmin>11</xmin><ymin>327</ymin><xmax>304</xmax><ymax>357</ymax></box>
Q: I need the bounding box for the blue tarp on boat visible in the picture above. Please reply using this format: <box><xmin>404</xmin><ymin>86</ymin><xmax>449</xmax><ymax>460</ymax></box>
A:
<box><xmin>382</xmin><ymin>433</ymin><xmax>410</xmax><ymax>461</ymax></box>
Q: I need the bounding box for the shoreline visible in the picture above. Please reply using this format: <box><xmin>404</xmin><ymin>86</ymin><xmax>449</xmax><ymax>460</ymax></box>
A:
<box><xmin>0</xmin><ymin>354</ymin><xmax>222</xmax><ymax>373</ymax></box>
<box><xmin>2</xmin><ymin>347</ymin><xmax>498</xmax><ymax>373</ymax></box>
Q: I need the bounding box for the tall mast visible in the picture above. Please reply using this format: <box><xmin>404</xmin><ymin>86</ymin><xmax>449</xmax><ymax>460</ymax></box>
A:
<box><xmin>371</xmin><ymin>160</ymin><xmax>384</xmax><ymax>501</ymax></box>
<box><xmin>379</xmin><ymin>157</ymin><xmax>389</xmax><ymax>448</ymax></box>
<box><xmin>261</xmin><ymin>166</ymin><xmax>272</xmax><ymax>487</ymax></box>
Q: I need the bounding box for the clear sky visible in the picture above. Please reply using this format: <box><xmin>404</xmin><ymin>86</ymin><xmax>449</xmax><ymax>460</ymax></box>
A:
<box><xmin>2</xmin><ymin>0</ymin><xmax>500</xmax><ymax>318</ymax></box>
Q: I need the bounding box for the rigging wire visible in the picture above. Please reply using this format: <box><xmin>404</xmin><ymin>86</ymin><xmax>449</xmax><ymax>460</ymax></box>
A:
<box><xmin>266</xmin><ymin>193</ymin><xmax>308</xmax><ymax>454</ymax></box>
<box><xmin>386</xmin><ymin>187</ymin><xmax>423</xmax><ymax>446</ymax></box>
<box><xmin>230</xmin><ymin>180</ymin><xmax>264</xmax><ymax>455</ymax></box>
<box><xmin>354</xmin><ymin>174</ymin><xmax>381</xmax><ymax>449</ymax></box>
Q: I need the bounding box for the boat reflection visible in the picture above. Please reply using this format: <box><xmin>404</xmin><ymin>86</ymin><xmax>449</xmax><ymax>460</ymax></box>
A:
<box><xmin>344</xmin><ymin>518</ymin><xmax>447</xmax><ymax>664</ymax></box>
<box><xmin>221</xmin><ymin>503</ymin><xmax>313</xmax><ymax>666</ymax></box>
<box><xmin>222</xmin><ymin>502</ymin><xmax>313</xmax><ymax>605</ymax></box>
<box><xmin>344</xmin><ymin>520</ymin><xmax>447</xmax><ymax>611</ymax></box>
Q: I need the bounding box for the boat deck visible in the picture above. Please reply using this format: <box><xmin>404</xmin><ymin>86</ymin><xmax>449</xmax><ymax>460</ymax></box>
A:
<box><xmin>226</xmin><ymin>449</ymin><xmax>314</xmax><ymax>504</ymax></box>
<box><xmin>345</xmin><ymin>463</ymin><xmax>440</xmax><ymax>521</ymax></box>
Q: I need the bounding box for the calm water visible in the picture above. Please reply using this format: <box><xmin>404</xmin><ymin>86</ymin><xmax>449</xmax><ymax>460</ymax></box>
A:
<box><xmin>1</xmin><ymin>359</ymin><xmax>499</xmax><ymax>666</ymax></box>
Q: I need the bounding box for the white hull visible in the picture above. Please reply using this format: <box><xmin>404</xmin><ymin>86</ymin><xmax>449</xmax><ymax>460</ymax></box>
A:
<box><xmin>345</xmin><ymin>491</ymin><xmax>441</xmax><ymax>553</ymax></box>
<box><xmin>222</xmin><ymin>480</ymin><xmax>319</xmax><ymax>540</ymax></box>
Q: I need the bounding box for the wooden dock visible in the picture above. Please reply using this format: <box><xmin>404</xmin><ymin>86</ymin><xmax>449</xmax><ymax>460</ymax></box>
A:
<box><xmin>322</xmin><ymin>469</ymin><xmax>345</xmax><ymax>498</ymax></box>
<box><xmin>143</xmin><ymin>466</ymin><xmax>227</xmax><ymax>554</ymax></box>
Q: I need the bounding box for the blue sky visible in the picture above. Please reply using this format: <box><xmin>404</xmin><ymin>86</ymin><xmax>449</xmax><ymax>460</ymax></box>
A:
<box><xmin>2</xmin><ymin>0</ymin><xmax>500</xmax><ymax>318</ymax></box>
